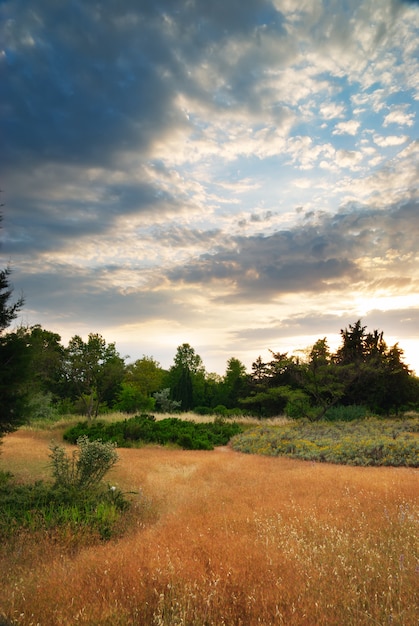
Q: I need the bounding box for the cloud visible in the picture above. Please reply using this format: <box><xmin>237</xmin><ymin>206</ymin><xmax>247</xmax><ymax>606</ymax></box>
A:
<box><xmin>373</xmin><ymin>134</ymin><xmax>410</xmax><ymax>147</ymax></box>
<box><xmin>2</xmin><ymin>0</ymin><xmax>419</xmax><ymax>374</ymax></box>
<box><xmin>333</xmin><ymin>120</ymin><xmax>361</xmax><ymax>135</ymax></box>
<box><xmin>165</xmin><ymin>198</ymin><xmax>419</xmax><ymax>301</ymax></box>
<box><xmin>383</xmin><ymin>107</ymin><xmax>415</xmax><ymax>127</ymax></box>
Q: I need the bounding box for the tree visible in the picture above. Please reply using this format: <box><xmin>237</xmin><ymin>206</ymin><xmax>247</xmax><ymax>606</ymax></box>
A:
<box><xmin>220</xmin><ymin>357</ymin><xmax>248</xmax><ymax>408</ymax></box>
<box><xmin>62</xmin><ymin>333</ymin><xmax>125</xmax><ymax>420</ymax></box>
<box><xmin>7</xmin><ymin>325</ymin><xmax>65</xmax><ymax>420</ymax></box>
<box><xmin>0</xmin><ymin>330</ymin><xmax>31</xmax><ymax>433</ymax></box>
<box><xmin>335</xmin><ymin>320</ymin><xmax>418</xmax><ymax>414</ymax></box>
<box><xmin>0</xmin><ymin>266</ymin><xmax>24</xmax><ymax>333</ymax></box>
<box><xmin>124</xmin><ymin>355</ymin><xmax>164</xmax><ymax>397</ymax></box>
<box><xmin>153</xmin><ymin>388</ymin><xmax>181</xmax><ymax>413</ymax></box>
<box><xmin>295</xmin><ymin>338</ymin><xmax>347</xmax><ymax>420</ymax></box>
<box><xmin>168</xmin><ymin>343</ymin><xmax>205</xmax><ymax>410</ymax></box>
<box><xmin>335</xmin><ymin>320</ymin><xmax>367</xmax><ymax>366</ymax></box>
<box><xmin>16</xmin><ymin>325</ymin><xmax>64</xmax><ymax>395</ymax></box>
<box><xmin>251</xmin><ymin>356</ymin><xmax>270</xmax><ymax>384</ymax></box>
<box><xmin>0</xmin><ymin>213</ymin><xmax>28</xmax><ymax>435</ymax></box>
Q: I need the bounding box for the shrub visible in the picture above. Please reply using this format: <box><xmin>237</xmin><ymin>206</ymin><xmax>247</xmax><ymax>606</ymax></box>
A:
<box><xmin>63</xmin><ymin>415</ymin><xmax>244</xmax><ymax>450</ymax></box>
<box><xmin>153</xmin><ymin>388</ymin><xmax>181</xmax><ymax>412</ymax></box>
<box><xmin>193</xmin><ymin>406</ymin><xmax>214</xmax><ymax>415</ymax></box>
<box><xmin>324</xmin><ymin>405</ymin><xmax>370</xmax><ymax>422</ymax></box>
<box><xmin>231</xmin><ymin>417</ymin><xmax>419</xmax><ymax>466</ymax></box>
<box><xmin>49</xmin><ymin>436</ymin><xmax>119</xmax><ymax>490</ymax></box>
<box><xmin>114</xmin><ymin>383</ymin><xmax>156</xmax><ymax>413</ymax></box>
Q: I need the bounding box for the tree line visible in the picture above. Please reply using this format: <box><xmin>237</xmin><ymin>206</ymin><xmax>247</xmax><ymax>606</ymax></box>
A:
<box><xmin>1</xmin><ymin>310</ymin><xmax>418</xmax><ymax>432</ymax></box>
<box><xmin>1</xmin><ymin>226</ymin><xmax>419</xmax><ymax>435</ymax></box>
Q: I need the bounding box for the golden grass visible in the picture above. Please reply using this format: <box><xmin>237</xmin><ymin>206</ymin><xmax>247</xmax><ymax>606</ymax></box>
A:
<box><xmin>0</xmin><ymin>427</ymin><xmax>418</xmax><ymax>625</ymax></box>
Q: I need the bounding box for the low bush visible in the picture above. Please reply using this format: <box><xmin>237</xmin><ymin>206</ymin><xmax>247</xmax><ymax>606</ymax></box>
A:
<box><xmin>324</xmin><ymin>404</ymin><xmax>370</xmax><ymax>421</ymax></box>
<box><xmin>0</xmin><ymin>438</ymin><xmax>130</xmax><ymax>541</ymax></box>
<box><xmin>231</xmin><ymin>417</ymin><xmax>419</xmax><ymax>466</ymax></box>
<box><xmin>63</xmin><ymin>414</ymin><xmax>244</xmax><ymax>450</ymax></box>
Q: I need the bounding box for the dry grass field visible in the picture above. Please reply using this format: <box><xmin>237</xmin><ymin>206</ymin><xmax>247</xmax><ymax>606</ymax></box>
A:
<box><xmin>0</xmin><ymin>425</ymin><xmax>418</xmax><ymax>625</ymax></box>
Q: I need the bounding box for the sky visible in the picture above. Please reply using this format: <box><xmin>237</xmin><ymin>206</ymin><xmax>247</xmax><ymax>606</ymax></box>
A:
<box><xmin>2</xmin><ymin>0</ymin><xmax>419</xmax><ymax>376</ymax></box>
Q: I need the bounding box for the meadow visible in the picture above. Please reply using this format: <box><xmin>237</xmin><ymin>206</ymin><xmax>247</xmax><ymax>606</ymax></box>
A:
<box><xmin>0</xmin><ymin>415</ymin><xmax>418</xmax><ymax>625</ymax></box>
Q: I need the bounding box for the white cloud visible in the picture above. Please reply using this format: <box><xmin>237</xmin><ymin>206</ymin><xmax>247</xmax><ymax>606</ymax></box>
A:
<box><xmin>373</xmin><ymin>134</ymin><xmax>410</xmax><ymax>147</ymax></box>
<box><xmin>333</xmin><ymin>120</ymin><xmax>361</xmax><ymax>136</ymax></box>
<box><xmin>383</xmin><ymin>107</ymin><xmax>415</xmax><ymax>127</ymax></box>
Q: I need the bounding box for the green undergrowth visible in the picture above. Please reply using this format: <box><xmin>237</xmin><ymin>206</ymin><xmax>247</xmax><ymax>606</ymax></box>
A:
<box><xmin>63</xmin><ymin>414</ymin><xmax>244</xmax><ymax>450</ymax></box>
<box><xmin>0</xmin><ymin>437</ymin><xmax>137</xmax><ymax>542</ymax></box>
<box><xmin>231</xmin><ymin>417</ymin><xmax>419</xmax><ymax>466</ymax></box>
<box><xmin>0</xmin><ymin>471</ymin><xmax>130</xmax><ymax>541</ymax></box>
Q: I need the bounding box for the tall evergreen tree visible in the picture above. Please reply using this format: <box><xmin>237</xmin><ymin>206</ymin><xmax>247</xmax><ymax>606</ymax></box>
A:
<box><xmin>168</xmin><ymin>343</ymin><xmax>205</xmax><ymax>410</ymax></box>
<box><xmin>0</xmin><ymin>214</ymin><xmax>28</xmax><ymax>434</ymax></box>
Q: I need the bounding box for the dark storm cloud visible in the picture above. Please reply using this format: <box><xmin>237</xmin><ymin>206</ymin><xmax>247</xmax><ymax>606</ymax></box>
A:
<box><xmin>2</xmin><ymin>2</ymin><xmax>182</xmax><ymax>168</ymax></box>
<box><xmin>17</xmin><ymin>266</ymin><xmax>189</xmax><ymax>329</ymax></box>
<box><xmin>167</xmin><ymin>199</ymin><xmax>419</xmax><ymax>299</ymax></box>
<box><xmin>1</xmin><ymin>0</ymin><xmax>283</xmax><ymax>170</ymax></box>
<box><xmin>3</xmin><ymin>179</ymin><xmax>171</xmax><ymax>254</ymax></box>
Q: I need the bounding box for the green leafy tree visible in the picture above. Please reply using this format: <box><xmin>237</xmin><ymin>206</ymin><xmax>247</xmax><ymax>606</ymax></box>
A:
<box><xmin>124</xmin><ymin>355</ymin><xmax>164</xmax><ymax>397</ymax></box>
<box><xmin>115</xmin><ymin>382</ymin><xmax>155</xmax><ymax>413</ymax></box>
<box><xmin>12</xmin><ymin>325</ymin><xmax>65</xmax><ymax>417</ymax></box>
<box><xmin>335</xmin><ymin>320</ymin><xmax>367</xmax><ymax>366</ymax></box>
<box><xmin>0</xmin><ymin>329</ymin><xmax>31</xmax><ymax>433</ymax></box>
<box><xmin>267</xmin><ymin>351</ymin><xmax>299</xmax><ymax>387</ymax></box>
<box><xmin>62</xmin><ymin>333</ymin><xmax>125</xmax><ymax>420</ymax></box>
<box><xmin>240</xmin><ymin>386</ymin><xmax>290</xmax><ymax>417</ymax></box>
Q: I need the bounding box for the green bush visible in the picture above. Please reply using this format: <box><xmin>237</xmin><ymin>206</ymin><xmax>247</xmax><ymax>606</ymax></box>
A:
<box><xmin>49</xmin><ymin>436</ymin><xmax>119</xmax><ymax>490</ymax></box>
<box><xmin>193</xmin><ymin>406</ymin><xmax>214</xmax><ymax>415</ymax></box>
<box><xmin>114</xmin><ymin>383</ymin><xmax>156</xmax><ymax>413</ymax></box>
<box><xmin>0</xmin><ymin>437</ymin><xmax>131</xmax><ymax>540</ymax></box>
<box><xmin>0</xmin><ymin>473</ymin><xmax>128</xmax><ymax>541</ymax></box>
<box><xmin>324</xmin><ymin>405</ymin><xmax>370</xmax><ymax>422</ymax></box>
<box><xmin>64</xmin><ymin>415</ymin><xmax>243</xmax><ymax>450</ymax></box>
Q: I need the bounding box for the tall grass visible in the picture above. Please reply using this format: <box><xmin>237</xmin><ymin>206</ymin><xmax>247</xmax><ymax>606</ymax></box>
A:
<box><xmin>0</xmin><ymin>428</ymin><xmax>418</xmax><ymax>625</ymax></box>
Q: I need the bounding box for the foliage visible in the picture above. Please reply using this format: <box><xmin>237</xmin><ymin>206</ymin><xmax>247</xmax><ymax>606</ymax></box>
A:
<box><xmin>333</xmin><ymin>321</ymin><xmax>415</xmax><ymax>413</ymax></box>
<box><xmin>1</xmin><ymin>313</ymin><xmax>418</xmax><ymax>424</ymax></box>
<box><xmin>0</xmin><ymin>438</ymin><xmax>127</xmax><ymax>541</ymax></box>
<box><xmin>49</xmin><ymin>435</ymin><xmax>119</xmax><ymax>490</ymax></box>
<box><xmin>240</xmin><ymin>386</ymin><xmax>290</xmax><ymax>417</ymax></box>
<box><xmin>231</xmin><ymin>417</ymin><xmax>419</xmax><ymax>466</ymax></box>
<box><xmin>0</xmin><ymin>229</ymin><xmax>28</xmax><ymax>434</ymax></box>
<box><xmin>62</xmin><ymin>333</ymin><xmax>126</xmax><ymax>420</ymax></box>
<box><xmin>168</xmin><ymin>343</ymin><xmax>206</xmax><ymax>410</ymax></box>
<box><xmin>0</xmin><ymin>472</ymin><xmax>128</xmax><ymax>541</ymax></box>
<box><xmin>0</xmin><ymin>330</ymin><xmax>31</xmax><ymax>434</ymax></box>
<box><xmin>0</xmin><ymin>265</ymin><xmax>24</xmax><ymax>334</ymax></box>
<box><xmin>153</xmin><ymin>387</ymin><xmax>181</xmax><ymax>412</ymax></box>
<box><xmin>26</xmin><ymin>391</ymin><xmax>58</xmax><ymax>421</ymax></box>
<box><xmin>218</xmin><ymin>357</ymin><xmax>248</xmax><ymax>408</ymax></box>
<box><xmin>324</xmin><ymin>404</ymin><xmax>371</xmax><ymax>422</ymax></box>
<box><xmin>114</xmin><ymin>381</ymin><xmax>156</xmax><ymax>413</ymax></box>
<box><xmin>124</xmin><ymin>355</ymin><xmax>165</xmax><ymax>397</ymax></box>
<box><xmin>63</xmin><ymin>414</ymin><xmax>244</xmax><ymax>450</ymax></box>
